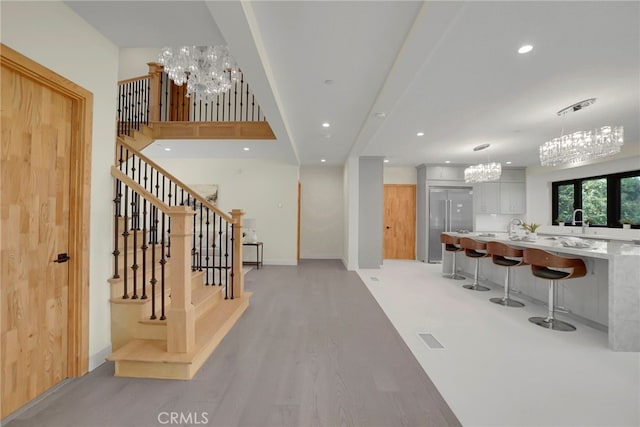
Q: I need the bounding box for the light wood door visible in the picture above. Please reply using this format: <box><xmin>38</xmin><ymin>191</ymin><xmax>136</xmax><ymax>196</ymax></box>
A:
<box><xmin>1</xmin><ymin>65</ymin><xmax>73</xmax><ymax>417</ymax></box>
<box><xmin>384</xmin><ymin>184</ymin><xmax>416</xmax><ymax>259</ymax></box>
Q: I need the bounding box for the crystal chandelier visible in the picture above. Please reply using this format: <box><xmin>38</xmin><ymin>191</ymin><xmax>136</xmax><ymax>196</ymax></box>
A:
<box><xmin>158</xmin><ymin>46</ymin><xmax>240</xmax><ymax>99</ymax></box>
<box><xmin>539</xmin><ymin>99</ymin><xmax>624</xmax><ymax>167</ymax></box>
<box><xmin>464</xmin><ymin>143</ymin><xmax>502</xmax><ymax>183</ymax></box>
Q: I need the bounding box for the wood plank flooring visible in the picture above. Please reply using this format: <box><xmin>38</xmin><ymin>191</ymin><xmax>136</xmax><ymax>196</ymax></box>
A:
<box><xmin>3</xmin><ymin>260</ymin><xmax>460</xmax><ymax>427</ymax></box>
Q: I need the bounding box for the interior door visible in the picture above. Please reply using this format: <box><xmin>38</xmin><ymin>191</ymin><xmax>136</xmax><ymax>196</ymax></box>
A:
<box><xmin>383</xmin><ymin>184</ymin><xmax>416</xmax><ymax>259</ymax></box>
<box><xmin>1</xmin><ymin>64</ymin><xmax>72</xmax><ymax>417</ymax></box>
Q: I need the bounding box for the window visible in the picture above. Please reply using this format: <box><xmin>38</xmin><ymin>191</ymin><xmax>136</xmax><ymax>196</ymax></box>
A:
<box><xmin>552</xmin><ymin>170</ymin><xmax>639</xmax><ymax>228</ymax></box>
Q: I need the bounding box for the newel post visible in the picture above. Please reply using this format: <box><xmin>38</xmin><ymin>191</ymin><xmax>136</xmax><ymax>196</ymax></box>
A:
<box><xmin>231</xmin><ymin>209</ymin><xmax>244</xmax><ymax>299</ymax></box>
<box><xmin>166</xmin><ymin>205</ymin><xmax>195</xmax><ymax>353</ymax></box>
<box><xmin>147</xmin><ymin>62</ymin><xmax>163</xmax><ymax>123</ymax></box>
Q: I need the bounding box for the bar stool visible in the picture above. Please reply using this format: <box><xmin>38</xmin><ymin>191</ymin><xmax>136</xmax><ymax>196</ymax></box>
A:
<box><xmin>459</xmin><ymin>237</ymin><xmax>490</xmax><ymax>291</ymax></box>
<box><xmin>486</xmin><ymin>242</ymin><xmax>526</xmax><ymax>307</ymax></box>
<box><xmin>440</xmin><ymin>233</ymin><xmax>465</xmax><ymax>280</ymax></box>
<box><xmin>523</xmin><ymin>248</ymin><xmax>586</xmax><ymax>331</ymax></box>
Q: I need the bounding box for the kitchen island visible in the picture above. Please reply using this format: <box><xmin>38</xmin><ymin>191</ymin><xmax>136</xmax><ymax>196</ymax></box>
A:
<box><xmin>443</xmin><ymin>232</ymin><xmax>640</xmax><ymax>352</ymax></box>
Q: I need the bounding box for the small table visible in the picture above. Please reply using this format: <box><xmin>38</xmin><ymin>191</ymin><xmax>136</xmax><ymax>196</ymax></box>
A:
<box><xmin>242</xmin><ymin>242</ymin><xmax>263</xmax><ymax>269</ymax></box>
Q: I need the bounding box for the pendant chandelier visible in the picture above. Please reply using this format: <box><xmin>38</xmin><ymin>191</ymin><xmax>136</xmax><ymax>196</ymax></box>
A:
<box><xmin>158</xmin><ymin>46</ymin><xmax>240</xmax><ymax>99</ymax></box>
<box><xmin>464</xmin><ymin>144</ymin><xmax>502</xmax><ymax>183</ymax></box>
<box><xmin>539</xmin><ymin>99</ymin><xmax>624</xmax><ymax>167</ymax></box>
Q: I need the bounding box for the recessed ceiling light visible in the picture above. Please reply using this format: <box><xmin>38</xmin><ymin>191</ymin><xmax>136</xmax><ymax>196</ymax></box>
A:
<box><xmin>445</xmin><ymin>160</ymin><xmax>451</xmax><ymax>164</ymax></box>
<box><xmin>416</xmin><ymin>132</ymin><xmax>424</xmax><ymax>137</ymax></box>
<box><xmin>243</xmin><ymin>147</ymin><xmax>250</xmax><ymax>151</ymax></box>
<box><xmin>518</xmin><ymin>44</ymin><xmax>533</xmax><ymax>54</ymax></box>
<box><xmin>506</xmin><ymin>161</ymin><xmax>512</xmax><ymax>165</ymax></box>
<box><xmin>321</xmin><ymin>159</ymin><xmax>326</xmax><ymax>163</ymax></box>
<box><xmin>383</xmin><ymin>159</ymin><xmax>390</xmax><ymax>163</ymax></box>
<box><xmin>164</xmin><ymin>147</ymin><xmax>171</xmax><ymax>152</ymax></box>
<box><xmin>322</xmin><ymin>122</ymin><xmax>330</xmax><ymax>128</ymax></box>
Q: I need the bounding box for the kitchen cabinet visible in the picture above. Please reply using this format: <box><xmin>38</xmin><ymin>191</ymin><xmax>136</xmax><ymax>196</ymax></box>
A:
<box><xmin>473</xmin><ymin>182</ymin><xmax>500</xmax><ymax>214</ymax></box>
<box><xmin>500</xmin><ymin>182</ymin><xmax>526</xmax><ymax>214</ymax></box>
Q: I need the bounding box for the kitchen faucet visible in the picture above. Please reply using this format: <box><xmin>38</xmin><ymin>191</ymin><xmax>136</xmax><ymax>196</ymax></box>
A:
<box><xmin>572</xmin><ymin>209</ymin><xmax>587</xmax><ymax>234</ymax></box>
<box><xmin>508</xmin><ymin>218</ymin><xmax>523</xmax><ymax>237</ymax></box>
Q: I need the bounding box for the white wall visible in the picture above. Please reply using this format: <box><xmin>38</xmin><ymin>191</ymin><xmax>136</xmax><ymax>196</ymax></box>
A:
<box><xmin>148</xmin><ymin>157</ymin><xmax>299</xmax><ymax>265</ymax></box>
<box><xmin>118</xmin><ymin>48</ymin><xmax>159</xmax><ymax>80</ymax></box>
<box><xmin>1</xmin><ymin>1</ymin><xmax>119</xmax><ymax>370</ymax></box>
<box><xmin>299</xmin><ymin>166</ymin><xmax>344</xmax><ymax>259</ymax></box>
<box><xmin>343</xmin><ymin>157</ymin><xmax>359</xmax><ymax>270</ymax></box>
<box><xmin>384</xmin><ymin>166</ymin><xmax>417</xmax><ymax>184</ymax></box>
<box><xmin>526</xmin><ymin>155</ymin><xmax>640</xmax><ymax>226</ymax></box>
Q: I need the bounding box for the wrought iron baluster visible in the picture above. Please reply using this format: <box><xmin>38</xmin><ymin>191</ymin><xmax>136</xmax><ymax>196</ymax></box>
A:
<box><xmin>160</xmin><ymin>212</ymin><xmax>167</xmax><ymax>320</ymax></box>
<box><xmin>150</xmin><ymin>206</ymin><xmax>158</xmax><ymax>319</ymax></box>
<box><xmin>131</xmin><ymin>191</ymin><xmax>139</xmax><ymax>300</ymax></box>
<box><xmin>113</xmin><ymin>179</ymin><xmax>122</xmax><ymax>279</ymax></box>
<box><xmin>204</xmin><ymin>207</ymin><xmax>211</xmax><ymax>285</ymax></box>
<box><xmin>141</xmin><ymin>198</ymin><xmax>148</xmax><ymax>300</ymax></box>
<box><xmin>122</xmin><ymin>185</ymin><xmax>130</xmax><ymax>299</ymax></box>
<box><xmin>218</xmin><ymin>216</ymin><xmax>223</xmax><ymax>288</ymax></box>
<box><xmin>228</xmin><ymin>221</ymin><xmax>233</xmax><ymax>300</ymax></box>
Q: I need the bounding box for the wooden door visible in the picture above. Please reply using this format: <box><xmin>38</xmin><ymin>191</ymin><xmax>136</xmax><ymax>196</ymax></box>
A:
<box><xmin>1</xmin><ymin>60</ymin><xmax>73</xmax><ymax>417</ymax></box>
<box><xmin>170</xmin><ymin>81</ymin><xmax>191</xmax><ymax>121</ymax></box>
<box><xmin>384</xmin><ymin>185</ymin><xmax>416</xmax><ymax>259</ymax></box>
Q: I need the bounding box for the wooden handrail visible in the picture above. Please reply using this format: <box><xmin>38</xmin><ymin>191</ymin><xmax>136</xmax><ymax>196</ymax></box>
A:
<box><xmin>115</xmin><ymin>138</ymin><xmax>234</xmax><ymax>223</ymax></box>
<box><xmin>118</xmin><ymin>74</ymin><xmax>151</xmax><ymax>86</ymax></box>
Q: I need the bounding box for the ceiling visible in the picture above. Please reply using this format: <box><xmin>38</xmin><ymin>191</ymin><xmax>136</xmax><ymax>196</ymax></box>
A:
<box><xmin>66</xmin><ymin>1</ymin><xmax>640</xmax><ymax>168</ymax></box>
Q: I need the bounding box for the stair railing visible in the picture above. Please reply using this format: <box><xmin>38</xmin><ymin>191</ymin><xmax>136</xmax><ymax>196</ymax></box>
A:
<box><xmin>111</xmin><ymin>140</ymin><xmax>244</xmax><ymax>353</ymax></box>
<box><xmin>116</xmin><ymin>63</ymin><xmax>267</xmax><ymax>137</ymax></box>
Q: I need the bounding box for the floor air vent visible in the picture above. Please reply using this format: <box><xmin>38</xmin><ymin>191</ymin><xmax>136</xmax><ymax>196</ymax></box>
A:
<box><xmin>419</xmin><ymin>333</ymin><xmax>445</xmax><ymax>349</ymax></box>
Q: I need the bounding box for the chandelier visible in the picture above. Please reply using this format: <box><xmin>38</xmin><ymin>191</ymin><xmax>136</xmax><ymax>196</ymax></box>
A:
<box><xmin>158</xmin><ymin>46</ymin><xmax>240</xmax><ymax>99</ymax></box>
<box><xmin>464</xmin><ymin>144</ymin><xmax>502</xmax><ymax>183</ymax></box>
<box><xmin>539</xmin><ymin>99</ymin><xmax>624</xmax><ymax>167</ymax></box>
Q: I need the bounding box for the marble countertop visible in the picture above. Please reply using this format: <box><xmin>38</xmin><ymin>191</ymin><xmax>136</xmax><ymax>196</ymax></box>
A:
<box><xmin>447</xmin><ymin>232</ymin><xmax>640</xmax><ymax>260</ymax></box>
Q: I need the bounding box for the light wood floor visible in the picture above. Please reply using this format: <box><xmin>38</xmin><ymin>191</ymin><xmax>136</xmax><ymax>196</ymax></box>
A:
<box><xmin>3</xmin><ymin>260</ymin><xmax>460</xmax><ymax>427</ymax></box>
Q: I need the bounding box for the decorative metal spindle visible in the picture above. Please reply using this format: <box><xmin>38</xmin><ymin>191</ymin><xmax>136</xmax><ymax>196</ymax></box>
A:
<box><xmin>117</xmin><ymin>86</ymin><xmax>123</xmax><ymax>135</ymax></box>
<box><xmin>245</xmin><ymin>78</ymin><xmax>250</xmax><ymax>121</ymax></box>
<box><xmin>227</xmin><ymin>89</ymin><xmax>232</xmax><ymax>121</ymax></box>
<box><xmin>216</xmin><ymin>94</ymin><xmax>220</xmax><ymax>121</ymax></box>
<box><xmin>143</xmin><ymin>163</ymin><xmax>148</xmax><ymax>193</ymax></box>
<box><xmin>122</xmin><ymin>185</ymin><xmax>130</xmax><ymax>299</ymax></box>
<box><xmin>160</xmin><ymin>212</ymin><xmax>167</xmax><ymax>320</ymax></box>
<box><xmin>112</xmin><ymin>179</ymin><xmax>121</xmax><ymax>279</ymax></box>
<box><xmin>234</xmin><ymin>79</ymin><xmax>238</xmax><ymax>121</ymax></box>
<box><xmin>204</xmin><ymin>207</ymin><xmax>210</xmax><ymax>285</ymax></box>
<box><xmin>145</xmin><ymin>79</ymin><xmax>150</xmax><ymax>126</ymax></box>
<box><xmin>191</xmin><ymin>197</ymin><xmax>197</xmax><ymax>271</ymax></box>
<box><xmin>150</xmin><ymin>206</ymin><xmax>157</xmax><ymax>319</ymax></box>
<box><xmin>127</xmin><ymin>85</ymin><xmax>133</xmax><ymax>136</ymax></box>
<box><xmin>251</xmin><ymin>94</ymin><xmax>255</xmax><ymax>121</ymax></box>
<box><xmin>164</xmin><ymin>73</ymin><xmax>170</xmax><ymax>122</ymax></box>
<box><xmin>141</xmin><ymin>198</ymin><xmax>148</xmax><ymax>300</ymax></box>
<box><xmin>198</xmin><ymin>202</ymin><xmax>204</xmax><ymax>271</ymax></box>
<box><xmin>155</xmin><ymin>169</ymin><xmax>160</xmax><ymax>199</ymax></box>
<box><xmin>131</xmin><ymin>193</ymin><xmax>139</xmax><ymax>300</ymax></box>
<box><xmin>228</xmin><ymin>222</ymin><xmax>233</xmax><ymax>299</ymax></box>
<box><xmin>218</xmin><ymin>216</ymin><xmax>223</xmax><ymax>287</ymax></box>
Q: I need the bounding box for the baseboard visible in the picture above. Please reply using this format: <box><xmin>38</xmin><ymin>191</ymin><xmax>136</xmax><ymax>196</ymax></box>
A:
<box><xmin>263</xmin><ymin>259</ymin><xmax>297</xmax><ymax>266</ymax></box>
<box><xmin>300</xmin><ymin>255</ymin><xmax>342</xmax><ymax>260</ymax></box>
<box><xmin>89</xmin><ymin>345</ymin><xmax>112</xmax><ymax>371</ymax></box>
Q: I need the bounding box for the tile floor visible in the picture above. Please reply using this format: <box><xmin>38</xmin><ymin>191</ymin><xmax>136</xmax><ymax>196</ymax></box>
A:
<box><xmin>358</xmin><ymin>260</ymin><xmax>639</xmax><ymax>427</ymax></box>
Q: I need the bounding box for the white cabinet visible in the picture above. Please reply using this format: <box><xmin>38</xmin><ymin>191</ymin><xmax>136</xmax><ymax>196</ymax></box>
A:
<box><xmin>474</xmin><ymin>182</ymin><xmax>500</xmax><ymax>214</ymax></box>
<box><xmin>500</xmin><ymin>182</ymin><xmax>526</xmax><ymax>214</ymax></box>
<box><xmin>426</xmin><ymin>166</ymin><xmax>465</xmax><ymax>181</ymax></box>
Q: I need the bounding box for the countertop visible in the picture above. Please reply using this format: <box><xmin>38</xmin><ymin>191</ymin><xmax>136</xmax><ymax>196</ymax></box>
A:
<box><xmin>447</xmin><ymin>232</ymin><xmax>640</xmax><ymax>260</ymax></box>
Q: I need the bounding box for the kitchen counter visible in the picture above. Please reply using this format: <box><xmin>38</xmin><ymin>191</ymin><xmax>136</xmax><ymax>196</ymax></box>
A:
<box><xmin>444</xmin><ymin>232</ymin><xmax>640</xmax><ymax>352</ymax></box>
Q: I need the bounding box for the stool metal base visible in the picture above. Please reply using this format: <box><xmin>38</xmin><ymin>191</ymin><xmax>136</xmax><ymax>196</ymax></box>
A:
<box><xmin>463</xmin><ymin>284</ymin><xmax>489</xmax><ymax>291</ymax></box>
<box><xmin>528</xmin><ymin>316</ymin><xmax>576</xmax><ymax>331</ymax></box>
<box><xmin>443</xmin><ymin>273</ymin><xmax>466</xmax><ymax>280</ymax></box>
<box><xmin>490</xmin><ymin>297</ymin><xmax>525</xmax><ymax>307</ymax></box>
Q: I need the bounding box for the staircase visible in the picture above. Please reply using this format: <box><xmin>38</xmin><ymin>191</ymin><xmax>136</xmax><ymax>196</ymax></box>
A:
<box><xmin>104</xmin><ymin>62</ymin><xmax>271</xmax><ymax>379</ymax></box>
<box><xmin>106</xmin><ymin>130</ymin><xmax>251</xmax><ymax>379</ymax></box>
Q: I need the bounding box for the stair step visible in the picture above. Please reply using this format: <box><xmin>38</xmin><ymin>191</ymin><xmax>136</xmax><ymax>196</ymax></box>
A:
<box><xmin>106</xmin><ymin>292</ymin><xmax>252</xmax><ymax>379</ymax></box>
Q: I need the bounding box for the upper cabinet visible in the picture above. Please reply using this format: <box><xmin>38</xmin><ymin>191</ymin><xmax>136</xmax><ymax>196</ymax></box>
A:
<box><xmin>473</xmin><ymin>168</ymin><xmax>526</xmax><ymax>215</ymax></box>
<box><xmin>500</xmin><ymin>182</ymin><xmax>526</xmax><ymax>214</ymax></box>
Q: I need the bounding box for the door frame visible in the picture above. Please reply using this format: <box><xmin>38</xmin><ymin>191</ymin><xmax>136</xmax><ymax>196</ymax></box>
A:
<box><xmin>1</xmin><ymin>44</ymin><xmax>92</xmax><ymax>378</ymax></box>
<box><xmin>383</xmin><ymin>184</ymin><xmax>417</xmax><ymax>259</ymax></box>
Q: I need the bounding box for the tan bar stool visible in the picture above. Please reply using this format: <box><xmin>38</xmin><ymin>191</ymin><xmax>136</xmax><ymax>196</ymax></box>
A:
<box><xmin>523</xmin><ymin>248</ymin><xmax>586</xmax><ymax>331</ymax></box>
<box><xmin>459</xmin><ymin>237</ymin><xmax>490</xmax><ymax>291</ymax></box>
<box><xmin>440</xmin><ymin>233</ymin><xmax>465</xmax><ymax>280</ymax></box>
<box><xmin>487</xmin><ymin>242</ymin><xmax>526</xmax><ymax>307</ymax></box>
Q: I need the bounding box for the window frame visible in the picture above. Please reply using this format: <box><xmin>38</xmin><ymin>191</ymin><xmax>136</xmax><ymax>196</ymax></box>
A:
<box><xmin>552</xmin><ymin>169</ymin><xmax>639</xmax><ymax>228</ymax></box>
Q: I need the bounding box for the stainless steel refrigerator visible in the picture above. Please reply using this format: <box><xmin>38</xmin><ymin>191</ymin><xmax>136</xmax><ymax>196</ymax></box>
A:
<box><xmin>428</xmin><ymin>187</ymin><xmax>473</xmax><ymax>263</ymax></box>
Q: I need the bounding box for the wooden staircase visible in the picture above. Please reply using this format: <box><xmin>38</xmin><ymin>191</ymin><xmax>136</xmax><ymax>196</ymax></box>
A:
<box><xmin>106</xmin><ymin>126</ymin><xmax>251</xmax><ymax>380</ymax></box>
